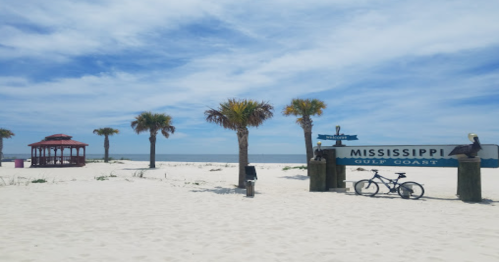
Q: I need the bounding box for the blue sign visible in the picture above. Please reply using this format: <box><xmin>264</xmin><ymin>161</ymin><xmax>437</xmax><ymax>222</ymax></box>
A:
<box><xmin>317</xmin><ymin>145</ymin><xmax>499</xmax><ymax>168</ymax></box>
<box><xmin>336</xmin><ymin>158</ymin><xmax>498</xmax><ymax>168</ymax></box>
<box><xmin>317</xmin><ymin>134</ymin><xmax>358</xmax><ymax>141</ymax></box>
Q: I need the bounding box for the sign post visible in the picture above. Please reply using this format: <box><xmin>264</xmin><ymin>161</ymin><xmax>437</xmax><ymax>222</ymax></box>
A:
<box><xmin>317</xmin><ymin>126</ymin><xmax>359</xmax><ymax>192</ymax></box>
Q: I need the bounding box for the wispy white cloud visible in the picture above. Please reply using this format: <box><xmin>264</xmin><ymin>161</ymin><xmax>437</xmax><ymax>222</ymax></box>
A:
<box><xmin>0</xmin><ymin>0</ymin><xmax>228</xmax><ymax>58</ymax></box>
<box><xmin>1</xmin><ymin>0</ymin><xmax>498</xmax><ymax>154</ymax></box>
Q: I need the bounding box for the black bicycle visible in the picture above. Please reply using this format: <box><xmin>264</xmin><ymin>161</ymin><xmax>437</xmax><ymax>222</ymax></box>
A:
<box><xmin>354</xmin><ymin>169</ymin><xmax>425</xmax><ymax>199</ymax></box>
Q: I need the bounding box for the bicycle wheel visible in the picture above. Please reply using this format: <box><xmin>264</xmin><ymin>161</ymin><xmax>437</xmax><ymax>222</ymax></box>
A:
<box><xmin>354</xmin><ymin>179</ymin><xmax>379</xmax><ymax>197</ymax></box>
<box><xmin>397</xmin><ymin>182</ymin><xmax>425</xmax><ymax>199</ymax></box>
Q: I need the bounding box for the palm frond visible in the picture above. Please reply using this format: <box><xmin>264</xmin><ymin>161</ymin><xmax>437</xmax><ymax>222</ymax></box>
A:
<box><xmin>93</xmin><ymin>127</ymin><xmax>119</xmax><ymax>136</ymax></box>
<box><xmin>282</xmin><ymin>98</ymin><xmax>327</xmax><ymax>125</ymax></box>
<box><xmin>205</xmin><ymin>99</ymin><xmax>274</xmax><ymax>130</ymax></box>
<box><xmin>0</xmin><ymin>128</ymin><xmax>15</xmax><ymax>139</ymax></box>
<box><xmin>131</xmin><ymin>112</ymin><xmax>175</xmax><ymax>138</ymax></box>
<box><xmin>246</xmin><ymin>101</ymin><xmax>274</xmax><ymax>127</ymax></box>
<box><xmin>205</xmin><ymin>107</ymin><xmax>237</xmax><ymax>130</ymax></box>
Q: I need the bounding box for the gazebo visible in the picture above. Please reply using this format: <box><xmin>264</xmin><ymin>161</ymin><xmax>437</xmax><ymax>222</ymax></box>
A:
<box><xmin>28</xmin><ymin>134</ymin><xmax>89</xmax><ymax>167</ymax></box>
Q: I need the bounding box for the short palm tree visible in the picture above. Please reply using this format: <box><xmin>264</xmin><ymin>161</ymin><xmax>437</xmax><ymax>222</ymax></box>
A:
<box><xmin>93</xmin><ymin>127</ymin><xmax>119</xmax><ymax>163</ymax></box>
<box><xmin>205</xmin><ymin>99</ymin><xmax>274</xmax><ymax>188</ymax></box>
<box><xmin>131</xmin><ymin>112</ymin><xmax>175</xmax><ymax>168</ymax></box>
<box><xmin>0</xmin><ymin>128</ymin><xmax>15</xmax><ymax>167</ymax></box>
<box><xmin>283</xmin><ymin>98</ymin><xmax>327</xmax><ymax>167</ymax></box>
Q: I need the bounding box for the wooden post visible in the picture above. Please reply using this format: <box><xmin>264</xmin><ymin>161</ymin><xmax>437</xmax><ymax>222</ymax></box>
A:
<box><xmin>323</xmin><ymin>148</ymin><xmax>347</xmax><ymax>192</ymax></box>
<box><xmin>324</xmin><ymin>149</ymin><xmax>337</xmax><ymax>190</ymax></box>
<box><xmin>309</xmin><ymin>159</ymin><xmax>327</xmax><ymax>192</ymax></box>
<box><xmin>246</xmin><ymin>181</ymin><xmax>255</xmax><ymax>197</ymax></box>
<box><xmin>457</xmin><ymin>157</ymin><xmax>482</xmax><ymax>202</ymax></box>
<box><xmin>335</xmin><ymin>165</ymin><xmax>346</xmax><ymax>189</ymax></box>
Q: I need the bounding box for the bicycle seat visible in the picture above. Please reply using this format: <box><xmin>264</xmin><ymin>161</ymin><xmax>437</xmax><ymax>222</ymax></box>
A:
<box><xmin>395</xmin><ymin>173</ymin><xmax>406</xmax><ymax>178</ymax></box>
<box><xmin>371</xmin><ymin>169</ymin><xmax>379</xmax><ymax>172</ymax></box>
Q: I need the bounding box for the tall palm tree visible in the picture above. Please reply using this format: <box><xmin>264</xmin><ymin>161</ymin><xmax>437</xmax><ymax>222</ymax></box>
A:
<box><xmin>0</xmin><ymin>128</ymin><xmax>15</xmax><ymax>167</ymax></box>
<box><xmin>131</xmin><ymin>112</ymin><xmax>175</xmax><ymax>168</ymax></box>
<box><xmin>205</xmin><ymin>99</ymin><xmax>274</xmax><ymax>188</ymax></box>
<box><xmin>93</xmin><ymin>127</ymin><xmax>119</xmax><ymax>163</ymax></box>
<box><xmin>283</xmin><ymin>98</ymin><xmax>327</xmax><ymax>167</ymax></box>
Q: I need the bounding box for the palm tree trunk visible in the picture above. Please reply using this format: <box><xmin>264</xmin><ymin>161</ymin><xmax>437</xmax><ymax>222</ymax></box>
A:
<box><xmin>149</xmin><ymin>133</ymin><xmax>156</xmax><ymax>168</ymax></box>
<box><xmin>104</xmin><ymin>135</ymin><xmax>110</xmax><ymax>163</ymax></box>
<box><xmin>0</xmin><ymin>137</ymin><xmax>3</xmax><ymax>167</ymax></box>
<box><xmin>302</xmin><ymin>116</ymin><xmax>314</xmax><ymax>176</ymax></box>
<box><xmin>304</xmin><ymin>128</ymin><xmax>313</xmax><ymax>163</ymax></box>
<box><xmin>237</xmin><ymin>127</ymin><xmax>249</xmax><ymax>188</ymax></box>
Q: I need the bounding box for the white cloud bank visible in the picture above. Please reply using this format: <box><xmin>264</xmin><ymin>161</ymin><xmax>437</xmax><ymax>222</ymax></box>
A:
<box><xmin>1</xmin><ymin>0</ymin><xmax>499</xmax><ymax>154</ymax></box>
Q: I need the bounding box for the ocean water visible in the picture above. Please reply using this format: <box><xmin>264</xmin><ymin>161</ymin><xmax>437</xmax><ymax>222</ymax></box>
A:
<box><xmin>2</xmin><ymin>154</ymin><xmax>307</xmax><ymax>164</ymax></box>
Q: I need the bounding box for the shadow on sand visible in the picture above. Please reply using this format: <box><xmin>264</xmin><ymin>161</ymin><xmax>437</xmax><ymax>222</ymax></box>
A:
<box><xmin>279</xmin><ymin>175</ymin><xmax>309</xmax><ymax>180</ymax></box>
<box><xmin>344</xmin><ymin>192</ymin><xmax>413</xmax><ymax>200</ymax></box>
<box><xmin>345</xmin><ymin>192</ymin><xmax>497</xmax><ymax>204</ymax></box>
<box><xmin>415</xmin><ymin>196</ymin><xmax>498</xmax><ymax>205</ymax></box>
<box><xmin>121</xmin><ymin>167</ymin><xmax>152</xmax><ymax>171</ymax></box>
<box><xmin>190</xmin><ymin>186</ymin><xmax>249</xmax><ymax>195</ymax></box>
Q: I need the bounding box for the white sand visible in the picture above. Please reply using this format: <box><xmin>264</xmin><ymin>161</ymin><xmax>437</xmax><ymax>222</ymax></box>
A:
<box><xmin>0</xmin><ymin>160</ymin><xmax>498</xmax><ymax>262</ymax></box>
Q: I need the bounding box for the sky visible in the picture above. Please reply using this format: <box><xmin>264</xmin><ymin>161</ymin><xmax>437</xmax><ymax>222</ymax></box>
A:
<box><xmin>1</xmin><ymin>0</ymin><xmax>499</xmax><ymax>155</ymax></box>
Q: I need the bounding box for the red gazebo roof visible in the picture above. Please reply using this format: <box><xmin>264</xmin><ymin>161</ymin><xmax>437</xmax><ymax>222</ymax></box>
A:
<box><xmin>29</xmin><ymin>134</ymin><xmax>89</xmax><ymax>147</ymax></box>
<box><xmin>45</xmin><ymin>134</ymin><xmax>73</xmax><ymax>139</ymax></box>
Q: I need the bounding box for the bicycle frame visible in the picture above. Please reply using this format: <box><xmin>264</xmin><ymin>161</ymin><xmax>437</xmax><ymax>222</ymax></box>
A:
<box><xmin>369</xmin><ymin>172</ymin><xmax>401</xmax><ymax>192</ymax></box>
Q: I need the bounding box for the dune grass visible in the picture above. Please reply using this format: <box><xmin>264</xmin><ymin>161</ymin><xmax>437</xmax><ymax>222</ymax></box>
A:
<box><xmin>282</xmin><ymin>165</ymin><xmax>307</xmax><ymax>171</ymax></box>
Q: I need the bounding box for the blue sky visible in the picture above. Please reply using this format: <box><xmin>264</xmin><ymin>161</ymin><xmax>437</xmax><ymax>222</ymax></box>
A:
<box><xmin>1</xmin><ymin>0</ymin><xmax>499</xmax><ymax>155</ymax></box>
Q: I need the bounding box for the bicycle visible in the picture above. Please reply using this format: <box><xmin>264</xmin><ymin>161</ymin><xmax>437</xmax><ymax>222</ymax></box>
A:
<box><xmin>354</xmin><ymin>169</ymin><xmax>425</xmax><ymax>199</ymax></box>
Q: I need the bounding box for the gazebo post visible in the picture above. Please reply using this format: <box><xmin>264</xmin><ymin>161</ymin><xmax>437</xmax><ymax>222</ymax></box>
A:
<box><xmin>41</xmin><ymin>146</ymin><xmax>44</xmax><ymax>166</ymax></box>
<box><xmin>30</xmin><ymin>147</ymin><xmax>34</xmax><ymax>167</ymax></box>
<box><xmin>39</xmin><ymin>147</ymin><xmax>42</xmax><ymax>166</ymax></box>
<box><xmin>60</xmin><ymin>146</ymin><xmax>64</xmax><ymax>166</ymax></box>
<box><xmin>43</xmin><ymin>146</ymin><xmax>46</xmax><ymax>166</ymax></box>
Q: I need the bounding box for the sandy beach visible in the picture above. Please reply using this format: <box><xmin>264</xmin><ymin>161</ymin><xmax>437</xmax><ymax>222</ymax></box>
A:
<box><xmin>1</xmin><ymin>160</ymin><xmax>498</xmax><ymax>262</ymax></box>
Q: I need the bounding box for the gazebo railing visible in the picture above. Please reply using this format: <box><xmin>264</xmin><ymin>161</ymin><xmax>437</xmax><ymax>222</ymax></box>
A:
<box><xmin>31</xmin><ymin>156</ymin><xmax>86</xmax><ymax>166</ymax></box>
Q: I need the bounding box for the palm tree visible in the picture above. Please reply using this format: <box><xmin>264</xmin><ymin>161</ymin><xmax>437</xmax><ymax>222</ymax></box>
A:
<box><xmin>93</xmin><ymin>127</ymin><xmax>120</xmax><ymax>163</ymax></box>
<box><xmin>0</xmin><ymin>128</ymin><xmax>15</xmax><ymax>167</ymax></box>
<box><xmin>205</xmin><ymin>98</ymin><xmax>274</xmax><ymax>188</ymax></box>
<box><xmin>131</xmin><ymin>112</ymin><xmax>175</xmax><ymax>168</ymax></box>
<box><xmin>283</xmin><ymin>98</ymin><xmax>327</xmax><ymax>167</ymax></box>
